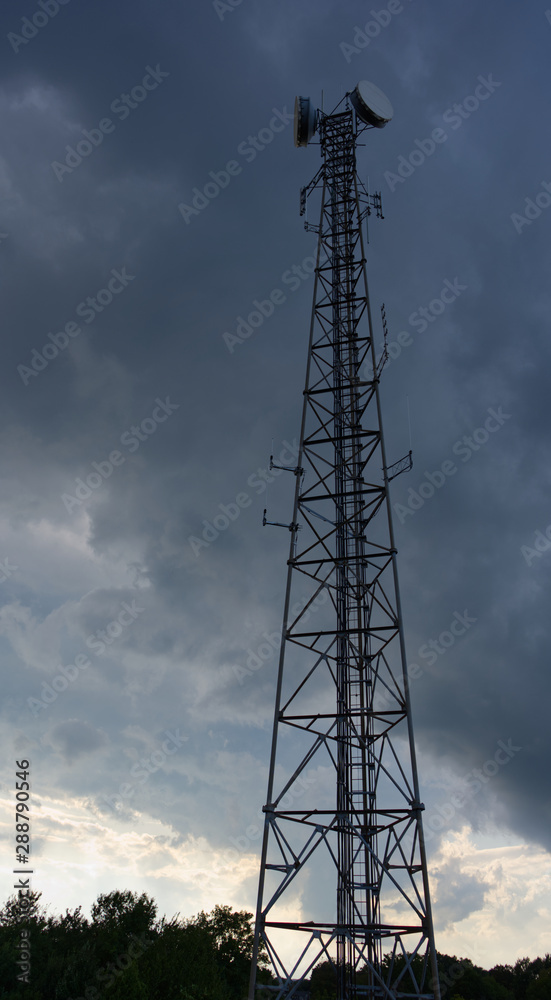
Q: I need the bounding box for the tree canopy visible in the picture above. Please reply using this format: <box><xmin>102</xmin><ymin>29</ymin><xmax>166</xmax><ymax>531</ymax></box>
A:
<box><xmin>0</xmin><ymin>889</ymin><xmax>549</xmax><ymax>1000</ymax></box>
<box><xmin>0</xmin><ymin>888</ymin><xmax>267</xmax><ymax>1000</ymax></box>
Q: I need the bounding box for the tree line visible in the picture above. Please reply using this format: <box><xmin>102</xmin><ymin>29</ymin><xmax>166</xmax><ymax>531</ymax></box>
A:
<box><xmin>0</xmin><ymin>888</ymin><xmax>550</xmax><ymax>999</ymax></box>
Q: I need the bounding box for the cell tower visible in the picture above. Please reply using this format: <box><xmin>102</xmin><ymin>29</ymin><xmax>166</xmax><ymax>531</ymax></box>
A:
<box><xmin>248</xmin><ymin>83</ymin><xmax>440</xmax><ymax>999</ymax></box>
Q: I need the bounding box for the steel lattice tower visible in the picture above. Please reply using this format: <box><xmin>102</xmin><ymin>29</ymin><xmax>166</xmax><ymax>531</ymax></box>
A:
<box><xmin>248</xmin><ymin>85</ymin><xmax>440</xmax><ymax>1000</ymax></box>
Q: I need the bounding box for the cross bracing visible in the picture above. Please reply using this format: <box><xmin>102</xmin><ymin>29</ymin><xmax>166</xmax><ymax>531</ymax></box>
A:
<box><xmin>249</xmin><ymin>101</ymin><xmax>440</xmax><ymax>1000</ymax></box>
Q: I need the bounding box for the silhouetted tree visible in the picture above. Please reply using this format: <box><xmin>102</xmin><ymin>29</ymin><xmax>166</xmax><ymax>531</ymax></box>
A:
<box><xmin>0</xmin><ymin>889</ymin><xmax>548</xmax><ymax>1000</ymax></box>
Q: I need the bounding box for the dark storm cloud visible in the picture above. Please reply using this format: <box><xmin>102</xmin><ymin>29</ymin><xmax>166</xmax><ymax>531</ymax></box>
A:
<box><xmin>45</xmin><ymin>718</ymin><xmax>108</xmax><ymax>760</ymax></box>
<box><xmin>0</xmin><ymin>0</ymin><xmax>550</xmax><ymax>938</ymax></box>
<box><xmin>432</xmin><ymin>859</ymin><xmax>490</xmax><ymax>930</ymax></box>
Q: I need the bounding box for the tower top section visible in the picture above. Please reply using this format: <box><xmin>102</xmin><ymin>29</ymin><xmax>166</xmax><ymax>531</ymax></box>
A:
<box><xmin>293</xmin><ymin>80</ymin><xmax>393</xmax><ymax>147</ymax></box>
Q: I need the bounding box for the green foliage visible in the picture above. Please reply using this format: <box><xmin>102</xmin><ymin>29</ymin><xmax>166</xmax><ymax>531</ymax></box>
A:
<box><xmin>139</xmin><ymin>915</ymin><xmax>230</xmax><ymax>999</ymax></box>
<box><xmin>0</xmin><ymin>888</ymin><xmax>228</xmax><ymax>1000</ymax></box>
<box><xmin>0</xmin><ymin>891</ymin><xmax>47</xmax><ymax>929</ymax></box>
<box><xmin>309</xmin><ymin>959</ymin><xmax>337</xmax><ymax>999</ymax></box>
<box><xmin>302</xmin><ymin>949</ymin><xmax>545</xmax><ymax>1000</ymax></box>
<box><xmin>527</xmin><ymin>967</ymin><xmax>551</xmax><ymax>1000</ymax></box>
<box><xmin>190</xmin><ymin>903</ymin><xmax>265</xmax><ymax>997</ymax></box>
<box><xmin>105</xmin><ymin>958</ymin><xmax>149</xmax><ymax>999</ymax></box>
<box><xmin>381</xmin><ymin>950</ymin><xmax>428</xmax><ymax>993</ymax></box>
<box><xmin>91</xmin><ymin>888</ymin><xmax>157</xmax><ymax>935</ymax></box>
<box><xmin>0</xmin><ymin>889</ymin><xmax>549</xmax><ymax>1000</ymax></box>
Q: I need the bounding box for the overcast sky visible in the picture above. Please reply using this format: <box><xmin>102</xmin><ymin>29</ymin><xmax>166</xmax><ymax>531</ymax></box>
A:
<box><xmin>0</xmin><ymin>0</ymin><xmax>550</xmax><ymax>970</ymax></box>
